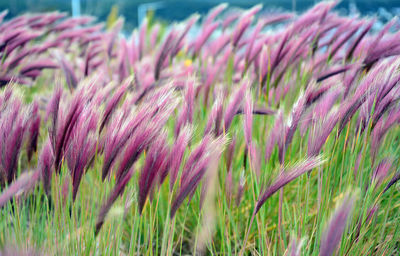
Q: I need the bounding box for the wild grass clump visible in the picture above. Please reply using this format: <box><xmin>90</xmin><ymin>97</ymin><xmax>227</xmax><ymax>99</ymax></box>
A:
<box><xmin>0</xmin><ymin>1</ymin><xmax>400</xmax><ymax>255</ymax></box>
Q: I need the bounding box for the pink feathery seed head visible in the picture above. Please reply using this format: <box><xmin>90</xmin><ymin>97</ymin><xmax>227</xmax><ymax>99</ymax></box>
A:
<box><xmin>53</xmin><ymin>92</ymin><xmax>86</xmax><ymax>173</ymax></box>
<box><xmin>170</xmin><ymin>135</ymin><xmax>226</xmax><ymax>218</ymax></box>
<box><xmin>223</xmin><ymin>80</ymin><xmax>249</xmax><ymax>133</ymax></box>
<box><xmin>316</xmin><ymin>1</ymin><xmax>337</xmax><ymax>23</ymax></box>
<box><xmin>204</xmin><ymin>93</ymin><xmax>224</xmax><ymax>136</ymax></box>
<box><xmin>314</xmin><ymin>88</ymin><xmax>341</xmax><ymax>119</ymax></box>
<box><xmin>371</xmin><ymin>108</ymin><xmax>400</xmax><ymax>162</ymax></box>
<box><xmin>372</xmin><ymin>158</ymin><xmax>393</xmax><ymax>188</ymax></box>
<box><xmin>171</xmin><ymin>14</ymin><xmax>200</xmax><ymax>57</ymax></box>
<box><xmin>82</xmin><ymin>105</ymin><xmax>100</xmax><ymax>133</ymax></box>
<box><xmin>357</xmin><ymin>93</ymin><xmax>376</xmax><ymax>131</ymax></box>
<box><xmin>155</xmin><ymin>141</ymin><xmax>173</xmax><ymax>190</ymax></box>
<box><xmin>243</xmin><ymin>90</ymin><xmax>253</xmax><ymax>148</ymax></box>
<box><xmin>375</xmin><ymin>66</ymin><xmax>400</xmax><ymax>103</ymax></box>
<box><xmin>226</xmin><ymin>135</ymin><xmax>237</xmax><ymax>173</ymax></box>
<box><xmin>86</xmin><ymin>55</ymin><xmax>106</xmax><ymax>75</ymax></box>
<box><xmin>273</xmin><ymin>83</ymin><xmax>284</xmax><ymax>102</ymax></box>
<box><xmin>284</xmin><ymin>92</ymin><xmax>306</xmax><ymax>150</ymax></box>
<box><xmin>248</xmin><ymin>143</ymin><xmax>261</xmax><ymax>175</ymax></box>
<box><xmin>365</xmin><ymin>35</ymin><xmax>400</xmax><ymax>68</ymax></box>
<box><xmin>180</xmin><ymin>135</ymin><xmax>212</xmax><ymax>186</ymax></box>
<box><xmin>244</xmin><ymin>15</ymin><xmax>290</xmax><ymax>64</ymax></box>
<box><xmin>170</xmin><ymin>155</ymin><xmax>213</xmax><ymax>217</ymax></box>
<box><xmin>269</xmin><ymin>31</ymin><xmax>291</xmax><ymax>80</ymax></box>
<box><xmin>320</xmin><ymin>194</ymin><xmax>355</xmax><ymax>256</ymax></box>
<box><xmin>83</xmin><ymin>44</ymin><xmax>103</xmax><ymax>76</ymax></box>
<box><xmin>27</xmin><ymin>100</ymin><xmax>41</xmax><ymax>162</ymax></box>
<box><xmin>54</xmin><ymin>25</ymin><xmax>101</xmax><ymax>42</ymax></box>
<box><xmin>372</xmin><ymin>88</ymin><xmax>400</xmax><ymax>127</ymax></box>
<box><xmin>259</xmin><ymin>45</ymin><xmax>270</xmax><ymax>85</ymax></box>
<box><xmin>0</xmin><ymin>169</ymin><xmax>40</xmax><ymax>208</ymax></box>
<box><xmin>255</xmin><ymin>156</ymin><xmax>325</xmax><ymax>215</ymax></box>
<box><xmin>53</xmin><ymin>52</ymin><xmax>78</xmax><ymax>90</ymax></box>
<box><xmin>47</xmin><ymin>17</ymin><xmax>75</xmax><ymax>32</ymax></box>
<box><xmin>299</xmin><ymin>108</ymin><xmax>314</xmax><ymax>136</ymax></box>
<box><xmin>233</xmin><ymin>51</ymin><xmax>245</xmax><ymax>72</ymax></box>
<box><xmin>138</xmin><ymin>131</ymin><xmax>169</xmax><ymax>213</ymax></box>
<box><xmin>249</xmin><ymin>35</ymin><xmax>269</xmax><ymax>67</ymax></box>
<box><xmin>51</xmin><ymin>15</ymin><xmax>93</xmax><ymax>32</ymax></box>
<box><xmin>329</xmin><ymin>22</ymin><xmax>363</xmax><ymax>59</ymax></box>
<box><xmin>345</xmin><ymin>19</ymin><xmax>375</xmax><ymax>61</ymax></box>
<box><xmin>185</xmin><ymin>77</ymin><xmax>196</xmax><ymax>124</ymax></box>
<box><xmin>115</xmin><ymin>106</ymin><xmax>176</xmax><ymax>184</ymax></box>
<box><xmin>202</xmin><ymin>61</ymin><xmax>219</xmax><ymax>104</ymax></box>
<box><xmin>28</xmin><ymin>13</ymin><xmax>58</xmax><ymax>28</ymax></box>
<box><xmin>66</xmin><ymin>107</ymin><xmax>98</xmax><ymax>201</ymax></box>
<box><xmin>19</xmin><ymin>59</ymin><xmax>58</xmax><ymax>76</ymax></box>
<box><xmin>117</xmin><ymin>39</ymin><xmax>130</xmax><ymax>82</ymax></box>
<box><xmin>183</xmin><ymin>154</ymin><xmax>215</xmax><ymax>204</ymax></box>
<box><xmin>222</xmin><ymin>11</ymin><xmax>240</xmax><ymax>30</ymax></box>
<box><xmin>366</xmin><ymin>17</ymin><xmax>398</xmax><ymax>59</ymax></box>
<box><xmin>1</xmin><ymin>109</ymin><xmax>26</xmax><ymax>184</ymax></box>
<box><xmin>316</xmin><ymin>63</ymin><xmax>358</xmax><ymax>83</ymax></box>
<box><xmin>193</xmin><ymin>21</ymin><xmax>219</xmax><ymax>56</ymax></box>
<box><xmin>336</xmin><ymin>63</ymin><xmax>385</xmax><ymax>134</ymax></box>
<box><xmin>22</xmin><ymin>70</ymin><xmax>41</xmax><ymax>80</ymax></box>
<box><xmin>38</xmin><ymin>140</ymin><xmax>54</xmax><ymax>195</ymax></box>
<box><xmin>291</xmin><ymin>2</ymin><xmax>336</xmax><ymax>34</ymax></box>
<box><xmin>0</xmin><ymin>28</ymin><xmax>24</xmax><ymax>50</ymax></box>
<box><xmin>0</xmin><ymin>75</ymin><xmax>13</xmax><ymax>88</ymax></box>
<box><xmin>99</xmin><ymin>76</ymin><xmax>132</xmax><ymax>133</ymax></box>
<box><xmin>169</xmin><ymin>125</ymin><xmax>192</xmax><ymax>190</ymax></box>
<box><xmin>4</xmin><ymin>48</ymin><xmax>36</xmax><ymax>71</ymax></box>
<box><xmin>383</xmin><ymin>170</ymin><xmax>400</xmax><ymax>193</ymax></box>
<box><xmin>67</xmin><ymin>131</ymin><xmax>97</xmax><ymax>176</ymax></box>
<box><xmin>232</xmin><ymin>4</ymin><xmax>262</xmax><ymax>48</ymax></box>
<box><xmin>208</xmin><ymin>33</ymin><xmax>231</xmax><ymax>57</ymax></box>
<box><xmin>1</xmin><ymin>86</ymin><xmax>14</xmax><ymax>104</ymax></box>
<box><xmin>204</xmin><ymin>3</ymin><xmax>228</xmax><ymax>27</ymax></box>
<box><xmin>277</xmin><ymin>26</ymin><xmax>316</xmax><ymax>69</ymax></box>
<box><xmin>114</xmin><ymin>124</ymin><xmax>150</xmax><ymax>169</ymax></box>
<box><xmin>3</xmin><ymin>32</ymin><xmax>42</xmax><ymax>57</ymax></box>
<box><xmin>174</xmin><ymin>108</ymin><xmax>187</xmax><ymax>138</ymax></box>
<box><xmin>307</xmin><ymin>112</ymin><xmax>339</xmax><ymax>157</ymax></box>
<box><xmin>0</xmin><ymin>15</ymin><xmax>26</xmax><ymax>32</ymax></box>
<box><xmin>44</xmin><ymin>13</ymin><xmax>72</xmax><ymax>24</ymax></box>
<box><xmin>217</xmin><ymin>44</ymin><xmax>234</xmax><ymax>68</ymax></box>
<box><xmin>154</xmin><ymin>28</ymin><xmax>178</xmax><ymax>80</ymax></box>
<box><xmin>101</xmin><ymin>120</ymin><xmax>125</xmax><ymax>180</ymax></box>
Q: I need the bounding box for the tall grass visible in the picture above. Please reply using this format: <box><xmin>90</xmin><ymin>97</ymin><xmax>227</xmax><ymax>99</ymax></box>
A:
<box><xmin>0</xmin><ymin>2</ymin><xmax>400</xmax><ymax>255</ymax></box>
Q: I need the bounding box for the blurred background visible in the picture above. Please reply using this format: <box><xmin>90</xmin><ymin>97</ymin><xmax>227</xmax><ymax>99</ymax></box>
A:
<box><xmin>1</xmin><ymin>0</ymin><xmax>400</xmax><ymax>32</ymax></box>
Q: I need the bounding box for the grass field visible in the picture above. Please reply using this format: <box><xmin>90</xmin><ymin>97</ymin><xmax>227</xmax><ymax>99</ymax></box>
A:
<box><xmin>0</xmin><ymin>2</ymin><xmax>400</xmax><ymax>255</ymax></box>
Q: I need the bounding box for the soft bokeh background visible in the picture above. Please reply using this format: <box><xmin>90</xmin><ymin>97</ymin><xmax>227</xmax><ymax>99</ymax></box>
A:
<box><xmin>1</xmin><ymin>0</ymin><xmax>399</xmax><ymax>32</ymax></box>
